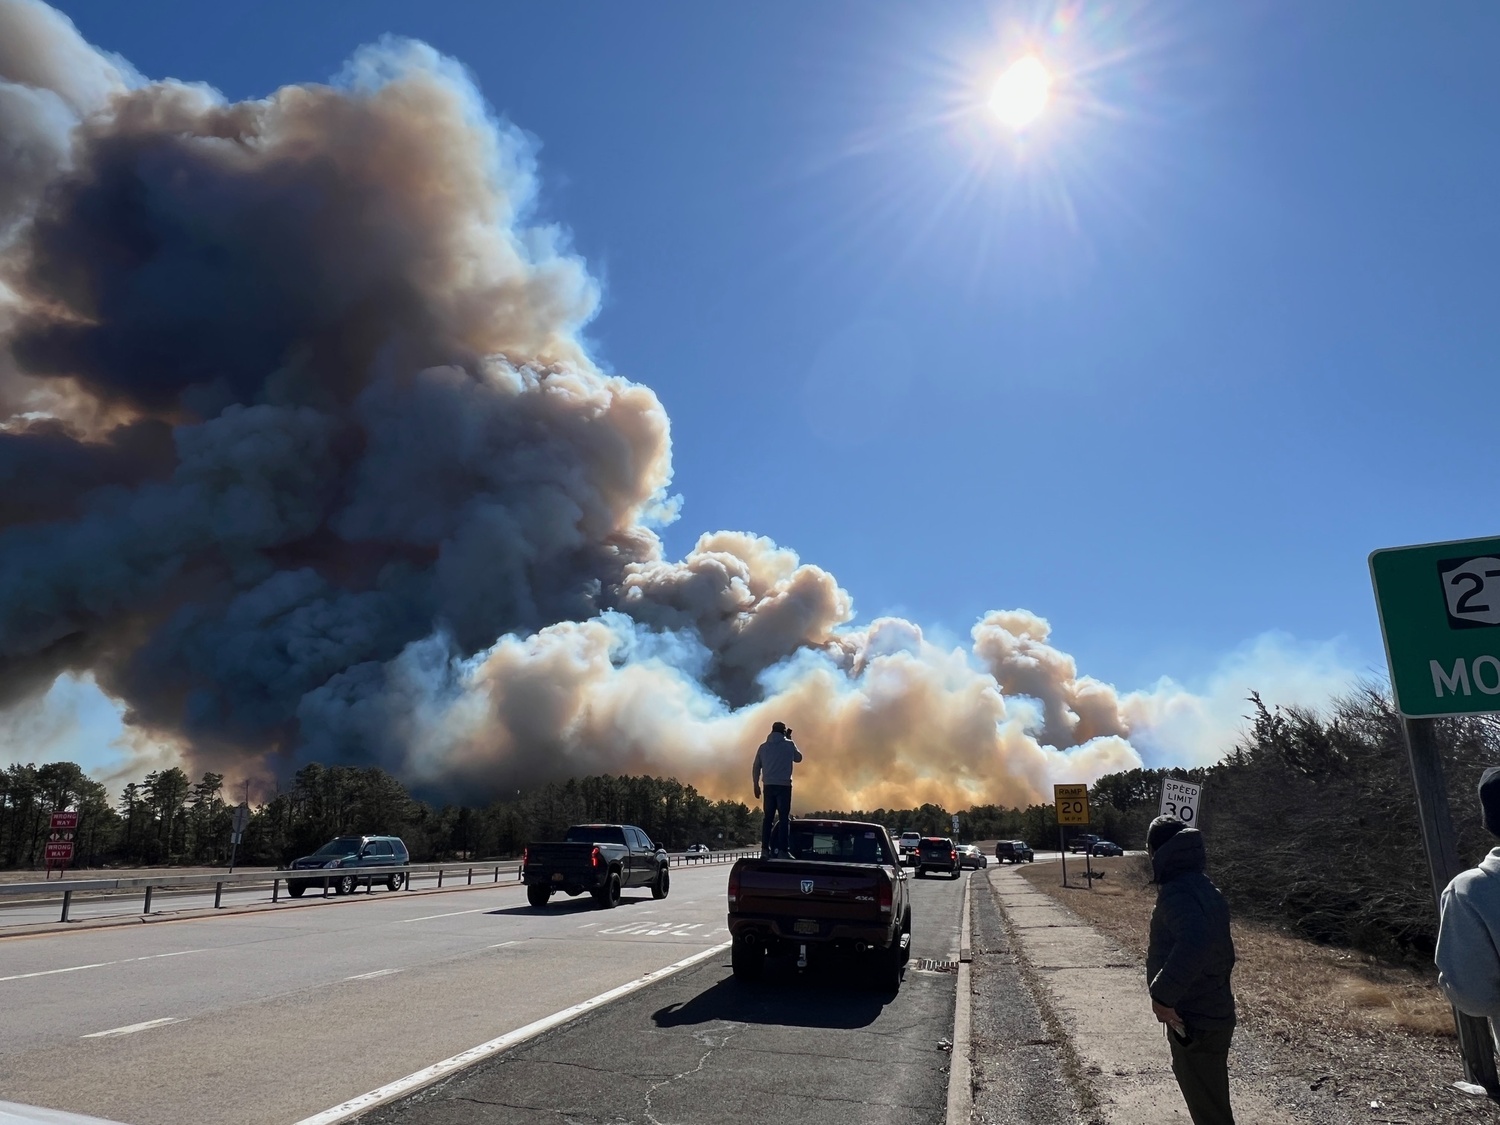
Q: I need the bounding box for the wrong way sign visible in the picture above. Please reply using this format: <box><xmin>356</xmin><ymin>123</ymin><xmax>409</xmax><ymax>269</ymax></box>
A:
<box><xmin>1159</xmin><ymin>778</ymin><xmax>1202</xmax><ymax>826</ymax></box>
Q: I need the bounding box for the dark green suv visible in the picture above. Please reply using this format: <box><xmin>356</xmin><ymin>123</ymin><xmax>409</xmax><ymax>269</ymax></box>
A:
<box><xmin>285</xmin><ymin>835</ymin><xmax>410</xmax><ymax>897</ymax></box>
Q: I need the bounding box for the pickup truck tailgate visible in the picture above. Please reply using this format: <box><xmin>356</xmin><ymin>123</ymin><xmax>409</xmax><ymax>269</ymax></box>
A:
<box><xmin>736</xmin><ymin>861</ymin><xmax>887</xmax><ymax>924</ymax></box>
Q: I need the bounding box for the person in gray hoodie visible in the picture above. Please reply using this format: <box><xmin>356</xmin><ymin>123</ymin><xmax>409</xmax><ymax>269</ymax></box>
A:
<box><xmin>1435</xmin><ymin>765</ymin><xmax>1500</xmax><ymax>1017</ymax></box>
<box><xmin>1146</xmin><ymin>815</ymin><xmax>1237</xmax><ymax>1125</ymax></box>
<box><xmin>753</xmin><ymin>721</ymin><xmax>802</xmax><ymax>858</ymax></box>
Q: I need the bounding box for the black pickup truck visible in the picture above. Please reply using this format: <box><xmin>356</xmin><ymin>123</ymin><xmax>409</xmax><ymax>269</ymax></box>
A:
<box><xmin>522</xmin><ymin>824</ymin><xmax>670</xmax><ymax>909</ymax></box>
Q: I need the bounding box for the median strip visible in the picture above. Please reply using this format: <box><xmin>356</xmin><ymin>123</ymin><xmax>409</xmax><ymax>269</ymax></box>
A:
<box><xmin>295</xmin><ymin>940</ymin><xmax>732</xmax><ymax>1125</ymax></box>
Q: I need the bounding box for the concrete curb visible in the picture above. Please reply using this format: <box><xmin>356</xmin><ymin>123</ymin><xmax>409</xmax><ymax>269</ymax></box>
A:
<box><xmin>945</xmin><ymin>871</ymin><xmax>974</xmax><ymax>1125</ymax></box>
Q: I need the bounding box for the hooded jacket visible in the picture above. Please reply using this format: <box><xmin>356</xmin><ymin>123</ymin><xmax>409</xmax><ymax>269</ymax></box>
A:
<box><xmin>1436</xmin><ymin>847</ymin><xmax>1500</xmax><ymax>1017</ymax></box>
<box><xmin>752</xmin><ymin>731</ymin><xmax>802</xmax><ymax>787</ymax></box>
<box><xmin>1146</xmin><ymin>828</ymin><xmax>1237</xmax><ymax>1030</ymax></box>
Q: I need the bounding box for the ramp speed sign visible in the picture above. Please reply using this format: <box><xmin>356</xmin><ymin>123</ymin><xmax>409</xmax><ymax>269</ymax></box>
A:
<box><xmin>1054</xmin><ymin>784</ymin><xmax>1090</xmax><ymax>826</ymax></box>
<box><xmin>1159</xmin><ymin>778</ymin><xmax>1201</xmax><ymax>826</ymax></box>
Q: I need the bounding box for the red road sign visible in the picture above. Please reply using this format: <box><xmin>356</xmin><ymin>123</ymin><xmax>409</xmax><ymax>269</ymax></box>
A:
<box><xmin>44</xmin><ymin>841</ymin><xmax>74</xmax><ymax>861</ymax></box>
<box><xmin>50</xmin><ymin>811</ymin><xmax>79</xmax><ymax>830</ymax></box>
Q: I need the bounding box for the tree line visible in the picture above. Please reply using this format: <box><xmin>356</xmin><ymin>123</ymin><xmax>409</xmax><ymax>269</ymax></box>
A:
<box><xmin>0</xmin><ymin>763</ymin><xmax>765</xmax><ymax>868</ymax></box>
<box><xmin>4</xmin><ymin>685</ymin><xmax>1486</xmax><ymax>966</ymax></box>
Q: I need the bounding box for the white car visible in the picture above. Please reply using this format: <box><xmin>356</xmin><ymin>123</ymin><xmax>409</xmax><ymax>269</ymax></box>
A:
<box><xmin>897</xmin><ymin>831</ymin><xmax>922</xmax><ymax>865</ymax></box>
<box><xmin>685</xmin><ymin>843</ymin><xmax>711</xmax><ymax>854</ymax></box>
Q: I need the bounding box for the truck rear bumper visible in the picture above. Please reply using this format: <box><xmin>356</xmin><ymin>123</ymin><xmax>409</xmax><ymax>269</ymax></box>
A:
<box><xmin>523</xmin><ymin>870</ymin><xmax>608</xmax><ymax>892</ymax></box>
<box><xmin>728</xmin><ymin>914</ymin><xmax>897</xmax><ymax>951</ymax></box>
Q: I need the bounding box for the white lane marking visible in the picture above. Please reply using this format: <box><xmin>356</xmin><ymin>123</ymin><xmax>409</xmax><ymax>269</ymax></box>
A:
<box><xmin>0</xmin><ymin>948</ymin><xmax>206</xmax><ymax>983</ymax></box>
<box><xmin>82</xmin><ymin>1017</ymin><xmax>182</xmax><ymax>1039</ymax></box>
<box><xmin>577</xmin><ymin>922</ymin><xmax>599</xmax><ymax>929</ymax></box>
<box><xmin>296</xmin><ymin>941</ymin><xmax>731</xmax><ymax>1125</ymax></box>
<box><xmin>489</xmin><ymin>941</ymin><xmax>519</xmax><ymax>948</ymax></box>
<box><xmin>345</xmin><ymin>969</ymin><xmax>402</xmax><ymax>981</ymax></box>
<box><xmin>395</xmin><ymin>908</ymin><xmax>488</xmax><ymax>924</ymax></box>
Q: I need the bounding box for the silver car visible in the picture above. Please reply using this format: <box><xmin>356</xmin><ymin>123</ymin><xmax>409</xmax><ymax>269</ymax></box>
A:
<box><xmin>957</xmin><ymin>844</ymin><xmax>988</xmax><ymax>869</ymax></box>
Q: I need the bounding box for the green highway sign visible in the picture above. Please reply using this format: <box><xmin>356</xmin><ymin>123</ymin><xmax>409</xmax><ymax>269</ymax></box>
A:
<box><xmin>1370</xmin><ymin>534</ymin><xmax>1500</xmax><ymax>717</ymax></box>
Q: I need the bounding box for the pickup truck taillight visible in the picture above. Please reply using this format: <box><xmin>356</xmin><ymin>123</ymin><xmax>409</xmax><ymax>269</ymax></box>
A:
<box><xmin>591</xmin><ymin>846</ymin><xmax>602</xmax><ymax>868</ymax></box>
<box><xmin>877</xmin><ymin>873</ymin><xmax>892</xmax><ymax>914</ymax></box>
<box><xmin>728</xmin><ymin>864</ymin><xmax>741</xmax><ymax>909</ymax></box>
<box><xmin>950</xmin><ymin>849</ymin><xmax>957</xmax><ymax>863</ymax></box>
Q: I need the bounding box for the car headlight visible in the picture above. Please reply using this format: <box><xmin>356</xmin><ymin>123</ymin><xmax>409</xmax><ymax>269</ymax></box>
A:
<box><xmin>323</xmin><ymin>860</ymin><xmax>341</xmax><ymax>869</ymax></box>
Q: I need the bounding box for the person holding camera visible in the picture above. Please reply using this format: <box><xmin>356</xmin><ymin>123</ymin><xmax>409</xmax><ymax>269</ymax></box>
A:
<box><xmin>752</xmin><ymin>721</ymin><xmax>802</xmax><ymax>858</ymax></box>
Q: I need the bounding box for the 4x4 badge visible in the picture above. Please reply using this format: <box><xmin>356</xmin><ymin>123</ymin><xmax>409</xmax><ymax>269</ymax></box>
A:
<box><xmin>800</xmin><ymin>879</ymin><xmax>814</xmax><ymax>894</ymax></box>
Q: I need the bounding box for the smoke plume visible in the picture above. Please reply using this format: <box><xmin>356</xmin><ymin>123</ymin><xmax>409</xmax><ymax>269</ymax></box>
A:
<box><xmin>0</xmin><ymin>0</ymin><xmax>1155</xmax><ymax>810</ymax></box>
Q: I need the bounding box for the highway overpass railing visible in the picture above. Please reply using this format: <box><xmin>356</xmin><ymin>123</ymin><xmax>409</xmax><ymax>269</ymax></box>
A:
<box><xmin>0</xmin><ymin>847</ymin><xmax>762</xmax><ymax>925</ymax></box>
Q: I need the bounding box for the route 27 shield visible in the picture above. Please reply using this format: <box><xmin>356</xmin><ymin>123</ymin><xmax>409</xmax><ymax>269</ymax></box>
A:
<box><xmin>800</xmin><ymin>879</ymin><xmax>814</xmax><ymax>894</ymax></box>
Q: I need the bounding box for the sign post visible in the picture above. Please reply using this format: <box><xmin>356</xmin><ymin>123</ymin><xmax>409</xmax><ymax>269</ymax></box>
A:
<box><xmin>1054</xmin><ymin>784</ymin><xmax>1090</xmax><ymax>888</ymax></box>
<box><xmin>229</xmin><ymin>803</ymin><xmax>250</xmax><ymax>873</ymax></box>
<box><xmin>1159</xmin><ymin>778</ymin><xmax>1202</xmax><ymax>828</ymax></box>
<box><xmin>1371</xmin><ymin>536</ymin><xmax>1500</xmax><ymax>1095</ymax></box>
<box><xmin>951</xmin><ymin>813</ymin><xmax>960</xmax><ymax>839</ymax></box>
<box><xmin>45</xmin><ymin>811</ymin><xmax>77</xmax><ymax>878</ymax></box>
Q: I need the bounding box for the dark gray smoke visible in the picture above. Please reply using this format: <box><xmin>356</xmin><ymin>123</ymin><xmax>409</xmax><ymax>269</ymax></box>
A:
<box><xmin>0</xmin><ymin>1</ymin><xmax>1155</xmax><ymax>808</ymax></box>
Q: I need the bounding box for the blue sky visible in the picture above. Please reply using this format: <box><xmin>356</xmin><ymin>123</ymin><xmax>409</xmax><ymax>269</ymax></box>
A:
<box><xmin>20</xmin><ymin>1</ymin><xmax>1500</xmax><ymax>779</ymax></box>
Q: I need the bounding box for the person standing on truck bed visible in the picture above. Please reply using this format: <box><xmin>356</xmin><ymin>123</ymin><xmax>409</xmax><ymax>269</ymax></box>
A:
<box><xmin>752</xmin><ymin>721</ymin><xmax>802</xmax><ymax>858</ymax></box>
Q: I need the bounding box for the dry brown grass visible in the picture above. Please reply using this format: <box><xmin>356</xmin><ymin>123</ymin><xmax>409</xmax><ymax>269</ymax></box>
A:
<box><xmin>1017</xmin><ymin>857</ymin><xmax>1499</xmax><ymax>1124</ymax></box>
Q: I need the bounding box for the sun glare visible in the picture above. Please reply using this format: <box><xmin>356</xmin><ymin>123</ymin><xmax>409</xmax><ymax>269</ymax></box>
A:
<box><xmin>989</xmin><ymin>56</ymin><xmax>1051</xmax><ymax>130</ymax></box>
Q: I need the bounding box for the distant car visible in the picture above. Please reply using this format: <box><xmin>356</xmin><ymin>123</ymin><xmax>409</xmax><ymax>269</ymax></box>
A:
<box><xmin>1068</xmin><ymin>833</ymin><xmax>1101</xmax><ymax>854</ymax></box>
<box><xmin>897</xmin><ymin>831</ymin><xmax>922</xmax><ymax>866</ymax></box>
<box><xmin>916</xmin><ymin>836</ymin><xmax>961</xmax><ymax>879</ymax></box>
<box><xmin>1089</xmin><ymin>840</ymin><xmax>1124</xmax><ymax>857</ymax></box>
<box><xmin>285</xmin><ymin>835</ymin><xmax>410</xmax><ymax>897</ymax></box>
<box><xmin>957</xmin><ymin>844</ymin><xmax>987</xmax><ymax>869</ymax></box>
<box><xmin>686</xmin><ymin>843</ymin><xmax>711</xmax><ymax>854</ymax></box>
<box><xmin>994</xmin><ymin>840</ymin><xmax>1034</xmax><ymax>864</ymax></box>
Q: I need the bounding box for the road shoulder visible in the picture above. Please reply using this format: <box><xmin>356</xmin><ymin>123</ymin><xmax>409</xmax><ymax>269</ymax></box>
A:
<box><xmin>967</xmin><ymin>865</ymin><xmax>1081</xmax><ymax>1125</ymax></box>
<box><xmin>983</xmin><ymin>865</ymin><xmax>1304</xmax><ymax>1124</ymax></box>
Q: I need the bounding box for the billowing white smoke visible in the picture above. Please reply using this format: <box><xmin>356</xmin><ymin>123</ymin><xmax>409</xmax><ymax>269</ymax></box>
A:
<box><xmin>0</xmin><ymin>0</ymin><xmax>1245</xmax><ymax>810</ymax></box>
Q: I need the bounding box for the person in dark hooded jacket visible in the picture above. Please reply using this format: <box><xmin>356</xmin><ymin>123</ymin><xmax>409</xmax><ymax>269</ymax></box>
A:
<box><xmin>1146</xmin><ymin>815</ymin><xmax>1237</xmax><ymax>1125</ymax></box>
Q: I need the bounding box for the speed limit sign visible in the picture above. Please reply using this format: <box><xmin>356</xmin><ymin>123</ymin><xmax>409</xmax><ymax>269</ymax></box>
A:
<box><xmin>1160</xmin><ymin>778</ymin><xmax>1202</xmax><ymax>826</ymax></box>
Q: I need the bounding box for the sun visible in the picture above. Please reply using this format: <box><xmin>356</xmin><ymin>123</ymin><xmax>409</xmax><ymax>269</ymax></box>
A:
<box><xmin>989</xmin><ymin>56</ymin><xmax>1052</xmax><ymax>131</ymax></box>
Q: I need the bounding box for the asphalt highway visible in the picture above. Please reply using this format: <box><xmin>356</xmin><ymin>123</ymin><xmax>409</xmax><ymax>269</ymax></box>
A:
<box><xmin>360</xmin><ymin>868</ymin><xmax>973</xmax><ymax>1125</ymax></box>
<box><xmin>1</xmin><ymin>865</ymin><xmax>739</xmax><ymax>1124</ymax></box>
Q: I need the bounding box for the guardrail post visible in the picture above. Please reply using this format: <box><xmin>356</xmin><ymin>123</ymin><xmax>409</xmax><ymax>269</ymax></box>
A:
<box><xmin>467</xmin><ymin>867</ymin><xmax>473</xmax><ymax>885</ymax></box>
<box><xmin>366</xmin><ymin>875</ymin><xmax>373</xmax><ymax>895</ymax></box>
<box><xmin>143</xmin><ymin>885</ymin><xmax>153</xmax><ymax>914</ymax></box>
<box><xmin>60</xmin><ymin>889</ymin><xmax>72</xmax><ymax>923</ymax></box>
<box><xmin>273</xmin><ymin>878</ymin><xmax>280</xmax><ymax>903</ymax></box>
<box><xmin>493</xmin><ymin>866</ymin><xmax>499</xmax><ymax>883</ymax></box>
<box><xmin>437</xmin><ymin>869</ymin><xmax>444</xmax><ymax>888</ymax></box>
<box><xmin>214</xmin><ymin>881</ymin><xmax>223</xmax><ymax>909</ymax></box>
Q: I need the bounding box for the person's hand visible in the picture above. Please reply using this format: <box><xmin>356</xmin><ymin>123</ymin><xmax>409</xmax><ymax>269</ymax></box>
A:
<box><xmin>754</xmin><ymin>785</ymin><xmax>761</xmax><ymax>800</ymax></box>
<box><xmin>1151</xmin><ymin>1000</ymin><xmax>1184</xmax><ymax>1033</ymax></box>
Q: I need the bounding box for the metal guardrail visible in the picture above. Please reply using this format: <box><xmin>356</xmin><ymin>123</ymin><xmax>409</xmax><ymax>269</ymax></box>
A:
<box><xmin>0</xmin><ymin>847</ymin><xmax>762</xmax><ymax>924</ymax></box>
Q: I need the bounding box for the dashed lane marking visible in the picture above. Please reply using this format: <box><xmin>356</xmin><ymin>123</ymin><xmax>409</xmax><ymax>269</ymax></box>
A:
<box><xmin>345</xmin><ymin>969</ymin><xmax>402</xmax><ymax>981</ymax></box>
<box><xmin>1</xmin><ymin>949</ymin><xmax>205</xmax><ymax>983</ymax></box>
<box><xmin>82</xmin><ymin>1017</ymin><xmax>183</xmax><ymax>1039</ymax></box>
<box><xmin>395</xmin><ymin>908</ymin><xmax>488</xmax><ymax>924</ymax></box>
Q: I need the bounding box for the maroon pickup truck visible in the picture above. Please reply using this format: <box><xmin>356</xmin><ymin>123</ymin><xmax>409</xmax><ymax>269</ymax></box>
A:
<box><xmin>726</xmin><ymin>819</ymin><xmax>912</xmax><ymax>991</ymax></box>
